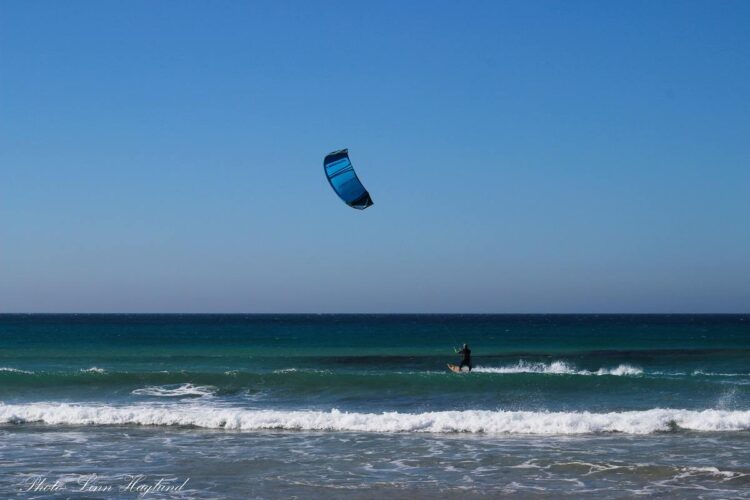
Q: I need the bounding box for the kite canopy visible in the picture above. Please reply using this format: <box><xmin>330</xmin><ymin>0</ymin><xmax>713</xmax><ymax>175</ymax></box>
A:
<box><xmin>323</xmin><ymin>149</ymin><xmax>373</xmax><ymax>210</ymax></box>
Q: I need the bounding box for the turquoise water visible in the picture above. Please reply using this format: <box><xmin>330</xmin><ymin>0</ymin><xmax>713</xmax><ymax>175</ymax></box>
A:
<box><xmin>1</xmin><ymin>314</ymin><xmax>749</xmax><ymax>498</ymax></box>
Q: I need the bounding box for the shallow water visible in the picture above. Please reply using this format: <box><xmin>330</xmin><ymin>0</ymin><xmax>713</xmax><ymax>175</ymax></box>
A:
<box><xmin>3</xmin><ymin>427</ymin><xmax>750</xmax><ymax>498</ymax></box>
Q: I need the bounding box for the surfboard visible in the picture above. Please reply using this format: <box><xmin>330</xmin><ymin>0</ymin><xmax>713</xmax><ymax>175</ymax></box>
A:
<box><xmin>448</xmin><ymin>363</ymin><xmax>469</xmax><ymax>373</ymax></box>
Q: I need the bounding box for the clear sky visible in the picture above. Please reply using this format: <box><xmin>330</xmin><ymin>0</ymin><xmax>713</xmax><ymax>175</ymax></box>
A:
<box><xmin>1</xmin><ymin>0</ymin><xmax>748</xmax><ymax>313</ymax></box>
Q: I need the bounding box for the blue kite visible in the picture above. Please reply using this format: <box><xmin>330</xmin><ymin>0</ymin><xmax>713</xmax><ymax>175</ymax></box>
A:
<box><xmin>323</xmin><ymin>149</ymin><xmax>373</xmax><ymax>210</ymax></box>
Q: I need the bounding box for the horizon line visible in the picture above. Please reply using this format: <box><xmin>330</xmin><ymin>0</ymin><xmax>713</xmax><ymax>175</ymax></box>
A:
<box><xmin>1</xmin><ymin>312</ymin><xmax>748</xmax><ymax>316</ymax></box>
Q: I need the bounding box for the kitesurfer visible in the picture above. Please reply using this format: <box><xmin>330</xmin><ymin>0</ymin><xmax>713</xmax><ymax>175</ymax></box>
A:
<box><xmin>455</xmin><ymin>344</ymin><xmax>472</xmax><ymax>371</ymax></box>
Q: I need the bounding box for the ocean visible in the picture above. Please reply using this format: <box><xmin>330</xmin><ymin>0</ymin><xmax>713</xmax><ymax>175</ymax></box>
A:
<box><xmin>1</xmin><ymin>314</ymin><xmax>749</xmax><ymax>498</ymax></box>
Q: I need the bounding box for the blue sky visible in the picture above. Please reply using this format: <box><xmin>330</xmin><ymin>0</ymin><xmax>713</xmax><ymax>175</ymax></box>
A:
<box><xmin>1</xmin><ymin>0</ymin><xmax>748</xmax><ymax>313</ymax></box>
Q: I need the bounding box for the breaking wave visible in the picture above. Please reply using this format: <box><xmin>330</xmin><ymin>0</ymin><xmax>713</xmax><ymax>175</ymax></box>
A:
<box><xmin>692</xmin><ymin>370</ymin><xmax>750</xmax><ymax>377</ymax></box>
<box><xmin>0</xmin><ymin>367</ymin><xmax>34</xmax><ymax>375</ymax></box>
<box><xmin>473</xmin><ymin>361</ymin><xmax>643</xmax><ymax>376</ymax></box>
<box><xmin>272</xmin><ymin>368</ymin><xmax>332</xmax><ymax>374</ymax></box>
<box><xmin>1</xmin><ymin>403</ymin><xmax>748</xmax><ymax>435</ymax></box>
<box><xmin>80</xmin><ymin>367</ymin><xmax>106</xmax><ymax>374</ymax></box>
<box><xmin>131</xmin><ymin>384</ymin><xmax>217</xmax><ymax>398</ymax></box>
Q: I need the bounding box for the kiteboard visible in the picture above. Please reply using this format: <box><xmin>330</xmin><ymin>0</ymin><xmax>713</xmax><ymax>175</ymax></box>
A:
<box><xmin>448</xmin><ymin>364</ymin><xmax>470</xmax><ymax>373</ymax></box>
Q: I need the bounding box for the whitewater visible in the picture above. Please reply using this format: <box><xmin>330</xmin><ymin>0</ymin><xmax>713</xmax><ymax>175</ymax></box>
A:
<box><xmin>3</xmin><ymin>403</ymin><xmax>750</xmax><ymax>435</ymax></box>
<box><xmin>472</xmin><ymin>361</ymin><xmax>644</xmax><ymax>376</ymax></box>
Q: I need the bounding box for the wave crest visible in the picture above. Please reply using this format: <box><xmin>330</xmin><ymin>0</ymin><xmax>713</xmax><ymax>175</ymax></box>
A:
<box><xmin>1</xmin><ymin>404</ymin><xmax>748</xmax><ymax>435</ymax></box>
<box><xmin>131</xmin><ymin>384</ymin><xmax>217</xmax><ymax>398</ymax></box>
<box><xmin>0</xmin><ymin>367</ymin><xmax>34</xmax><ymax>375</ymax></box>
<box><xmin>80</xmin><ymin>367</ymin><xmax>106</xmax><ymax>374</ymax></box>
<box><xmin>473</xmin><ymin>361</ymin><xmax>642</xmax><ymax>376</ymax></box>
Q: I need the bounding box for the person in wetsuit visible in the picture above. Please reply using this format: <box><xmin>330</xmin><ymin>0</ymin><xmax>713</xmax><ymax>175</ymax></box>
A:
<box><xmin>455</xmin><ymin>343</ymin><xmax>472</xmax><ymax>371</ymax></box>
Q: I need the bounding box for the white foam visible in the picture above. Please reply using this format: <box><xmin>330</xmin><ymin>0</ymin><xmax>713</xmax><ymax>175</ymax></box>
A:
<box><xmin>80</xmin><ymin>367</ymin><xmax>106</xmax><ymax>373</ymax></box>
<box><xmin>473</xmin><ymin>361</ymin><xmax>643</xmax><ymax>376</ymax></box>
<box><xmin>692</xmin><ymin>370</ymin><xmax>748</xmax><ymax>377</ymax></box>
<box><xmin>272</xmin><ymin>368</ymin><xmax>330</xmax><ymax>374</ymax></box>
<box><xmin>1</xmin><ymin>404</ymin><xmax>748</xmax><ymax>435</ymax></box>
<box><xmin>0</xmin><ymin>367</ymin><xmax>34</xmax><ymax>374</ymax></box>
<box><xmin>674</xmin><ymin>466</ymin><xmax>744</xmax><ymax>479</ymax></box>
<box><xmin>131</xmin><ymin>384</ymin><xmax>216</xmax><ymax>398</ymax></box>
<box><xmin>596</xmin><ymin>365</ymin><xmax>643</xmax><ymax>376</ymax></box>
<box><xmin>473</xmin><ymin>360</ymin><xmax>576</xmax><ymax>374</ymax></box>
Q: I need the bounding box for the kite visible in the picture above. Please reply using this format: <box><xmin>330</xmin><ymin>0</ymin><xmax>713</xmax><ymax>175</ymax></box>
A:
<box><xmin>323</xmin><ymin>149</ymin><xmax>373</xmax><ymax>210</ymax></box>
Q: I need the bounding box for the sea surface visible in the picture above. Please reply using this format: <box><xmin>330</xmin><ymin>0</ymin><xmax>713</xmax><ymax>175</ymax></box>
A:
<box><xmin>1</xmin><ymin>314</ymin><xmax>749</xmax><ymax>498</ymax></box>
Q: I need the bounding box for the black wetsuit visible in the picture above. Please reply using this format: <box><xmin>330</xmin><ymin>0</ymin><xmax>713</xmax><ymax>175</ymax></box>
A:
<box><xmin>458</xmin><ymin>347</ymin><xmax>472</xmax><ymax>371</ymax></box>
